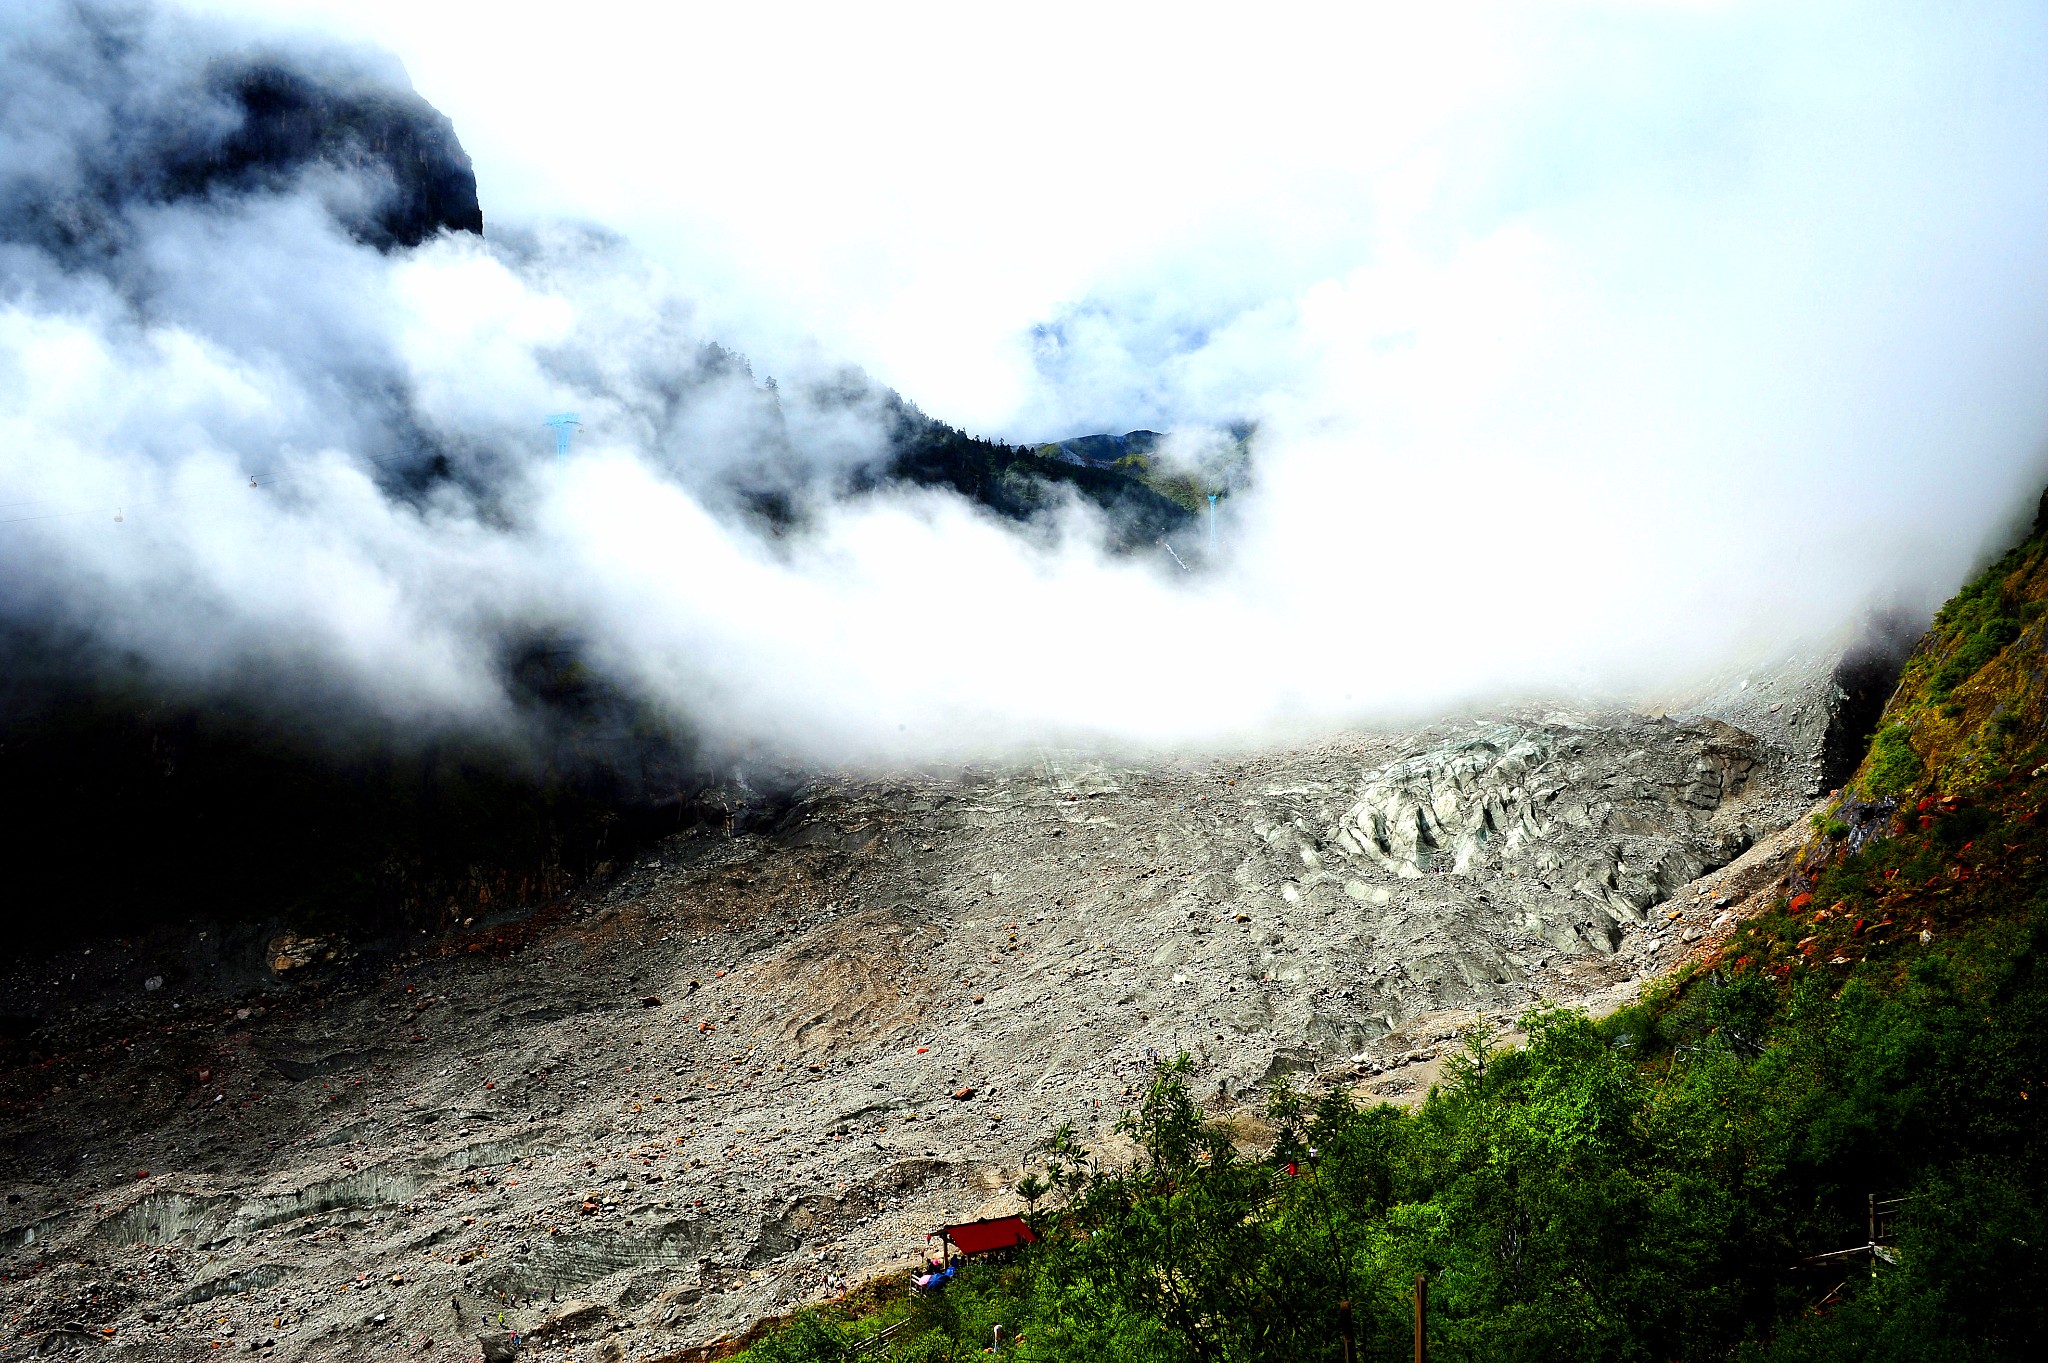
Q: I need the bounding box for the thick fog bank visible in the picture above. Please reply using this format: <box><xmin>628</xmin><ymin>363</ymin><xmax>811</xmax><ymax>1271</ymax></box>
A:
<box><xmin>3</xmin><ymin>1</ymin><xmax>2047</xmax><ymax>778</ymax></box>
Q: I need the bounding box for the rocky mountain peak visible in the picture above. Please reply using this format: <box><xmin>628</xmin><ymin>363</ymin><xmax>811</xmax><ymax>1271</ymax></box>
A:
<box><xmin>2</xmin><ymin>8</ymin><xmax>483</xmax><ymax>263</ymax></box>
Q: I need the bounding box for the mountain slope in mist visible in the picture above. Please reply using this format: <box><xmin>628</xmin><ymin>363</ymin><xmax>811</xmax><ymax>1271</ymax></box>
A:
<box><xmin>0</xmin><ymin>1</ymin><xmax>1197</xmax><ymax>947</ymax></box>
<box><xmin>2</xmin><ymin>20</ymin><xmax>483</xmax><ymax>262</ymax></box>
<box><xmin>9</xmin><ymin>0</ymin><xmax>2030</xmax><ymax>956</ymax></box>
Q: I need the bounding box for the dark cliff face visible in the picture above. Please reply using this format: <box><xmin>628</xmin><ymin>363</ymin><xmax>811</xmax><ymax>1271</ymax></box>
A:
<box><xmin>1</xmin><ymin>6</ymin><xmax>482</xmax><ymax>264</ymax></box>
<box><xmin>0</xmin><ymin>629</ymin><xmax>754</xmax><ymax>955</ymax></box>
<box><xmin>161</xmin><ymin>60</ymin><xmax>484</xmax><ymax>251</ymax></box>
<box><xmin>1816</xmin><ymin>611</ymin><xmax>1923</xmax><ymax>791</ymax></box>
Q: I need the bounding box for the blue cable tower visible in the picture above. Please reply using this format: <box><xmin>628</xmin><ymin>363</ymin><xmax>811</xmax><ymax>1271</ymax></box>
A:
<box><xmin>1207</xmin><ymin>492</ymin><xmax>1219</xmax><ymax>552</ymax></box>
<box><xmin>544</xmin><ymin>412</ymin><xmax>582</xmax><ymax>461</ymax></box>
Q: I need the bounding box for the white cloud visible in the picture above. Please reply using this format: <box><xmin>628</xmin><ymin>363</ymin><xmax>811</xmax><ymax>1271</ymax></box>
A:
<box><xmin>5</xmin><ymin>0</ymin><xmax>2048</xmax><ymax>771</ymax></box>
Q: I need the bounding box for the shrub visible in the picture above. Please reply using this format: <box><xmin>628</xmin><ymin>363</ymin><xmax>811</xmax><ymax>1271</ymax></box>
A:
<box><xmin>1863</xmin><ymin>725</ymin><xmax>1923</xmax><ymax>797</ymax></box>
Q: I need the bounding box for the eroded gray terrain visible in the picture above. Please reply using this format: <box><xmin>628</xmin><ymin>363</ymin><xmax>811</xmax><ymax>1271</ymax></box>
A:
<box><xmin>0</xmin><ymin>668</ymin><xmax>1850</xmax><ymax>1361</ymax></box>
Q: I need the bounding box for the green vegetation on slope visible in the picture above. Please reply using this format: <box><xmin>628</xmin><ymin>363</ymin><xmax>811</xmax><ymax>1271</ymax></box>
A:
<box><xmin>736</xmin><ymin>516</ymin><xmax>2048</xmax><ymax>1362</ymax></box>
<box><xmin>1860</xmin><ymin>725</ymin><xmax>1922</xmax><ymax>798</ymax></box>
<box><xmin>1849</xmin><ymin>525</ymin><xmax>2048</xmax><ymax>802</ymax></box>
<box><xmin>882</xmin><ymin>409</ymin><xmax>1194</xmax><ymax>548</ymax></box>
<box><xmin>1025</xmin><ymin>429</ymin><xmax>1252</xmax><ymax>516</ymax></box>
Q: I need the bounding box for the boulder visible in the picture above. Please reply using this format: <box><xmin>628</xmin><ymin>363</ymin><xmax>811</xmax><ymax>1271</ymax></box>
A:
<box><xmin>529</xmin><ymin>1299</ymin><xmax>606</xmax><ymax>1339</ymax></box>
<box><xmin>267</xmin><ymin>933</ymin><xmax>340</xmax><ymax>975</ymax></box>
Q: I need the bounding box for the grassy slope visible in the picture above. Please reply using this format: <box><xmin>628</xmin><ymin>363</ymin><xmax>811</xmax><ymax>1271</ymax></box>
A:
<box><xmin>734</xmin><ymin>515</ymin><xmax>2048</xmax><ymax>1362</ymax></box>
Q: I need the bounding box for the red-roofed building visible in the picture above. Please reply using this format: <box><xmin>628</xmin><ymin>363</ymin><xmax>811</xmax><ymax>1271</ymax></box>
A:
<box><xmin>929</xmin><ymin>1214</ymin><xmax>1038</xmax><ymax>1258</ymax></box>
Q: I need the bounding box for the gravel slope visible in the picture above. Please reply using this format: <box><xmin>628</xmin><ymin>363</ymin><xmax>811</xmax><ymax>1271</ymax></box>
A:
<box><xmin>0</xmin><ymin>680</ymin><xmax>1846</xmax><ymax>1360</ymax></box>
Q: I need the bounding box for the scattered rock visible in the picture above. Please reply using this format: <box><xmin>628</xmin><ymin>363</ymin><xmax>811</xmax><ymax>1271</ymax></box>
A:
<box><xmin>266</xmin><ymin>933</ymin><xmax>340</xmax><ymax>976</ymax></box>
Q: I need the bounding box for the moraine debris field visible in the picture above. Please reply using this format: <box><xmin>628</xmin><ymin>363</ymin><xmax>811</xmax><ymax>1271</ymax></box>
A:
<box><xmin>0</xmin><ymin>653</ymin><xmax>1877</xmax><ymax>1359</ymax></box>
